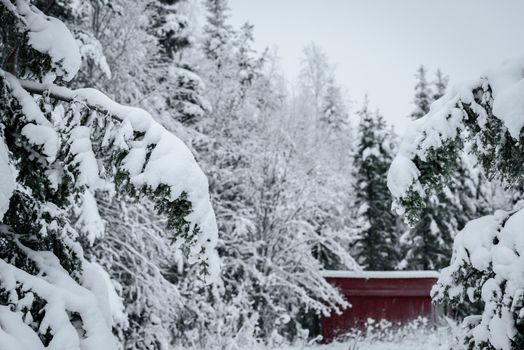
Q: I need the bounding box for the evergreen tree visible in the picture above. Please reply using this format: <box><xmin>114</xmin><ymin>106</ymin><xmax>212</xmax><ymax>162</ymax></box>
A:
<box><xmin>0</xmin><ymin>2</ymin><xmax>217</xmax><ymax>348</ymax></box>
<box><xmin>352</xmin><ymin>98</ymin><xmax>399</xmax><ymax>270</ymax></box>
<box><xmin>202</xmin><ymin>0</ymin><xmax>233</xmax><ymax>63</ymax></box>
<box><xmin>432</xmin><ymin>68</ymin><xmax>449</xmax><ymax>101</ymax></box>
<box><xmin>401</xmin><ymin>191</ymin><xmax>456</xmax><ymax>270</ymax></box>
<box><xmin>148</xmin><ymin>0</ymin><xmax>191</xmax><ymax>60</ymax></box>
<box><xmin>409</xmin><ymin>65</ymin><xmax>432</xmax><ymax>120</ymax></box>
<box><xmin>401</xmin><ymin>66</ymin><xmax>488</xmax><ymax>270</ymax></box>
<box><xmin>321</xmin><ymin>76</ymin><xmax>350</xmax><ymax>133</ymax></box>
<box><xmin>235</xmin><ymin>22</ymin><xmax>262</xmax><ymax>100</ymax></box>
<box><xmin>51</xmin><ymin>2</ymin><xmax>215</xmax><ymax>348</ymax></box>
<box><xmin>147</xmin><ymin>0</ymin><xmax>208</xmax><ymax>125</ymax></box>
<box><xmin>389</xmin><ymin>56</ymin><xmax>524</xmax><ymax>350</ymax></box>
<box><xmin>404</xmin><ymin>66</ymin><xmax>446</xmax><ymax>269</ymax></box>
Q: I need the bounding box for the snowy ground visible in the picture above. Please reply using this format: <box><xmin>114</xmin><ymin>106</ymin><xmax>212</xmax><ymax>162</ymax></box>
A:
<box><xmin>279</xmin><ymin>334</ymin><xmax>452</xmax><ymax>350</ymax></box>
<box><xmin>311</xmin><ymin>319</ymin><xmax>458</xmax><ymax>350</ymax></box>
<box><xmin>205</xmin><ymin>322</ymin><xmax>461</xmax><ymax>350</ymax></box>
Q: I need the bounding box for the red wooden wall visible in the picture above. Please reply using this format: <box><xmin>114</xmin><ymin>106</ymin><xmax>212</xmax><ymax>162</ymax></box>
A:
<box><xmin>321</xmin><ymin>271</ymin><xmax>438</xmax><ymax>343</ymax></box>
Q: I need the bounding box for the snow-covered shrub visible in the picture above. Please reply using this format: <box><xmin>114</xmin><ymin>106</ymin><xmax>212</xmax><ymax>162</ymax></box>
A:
<box><xmin>0</xmin><ymin>1</ymin><xmax>217</xmax><ymax>349</ymax></box>
<box><xmin>388</xmin><ymin>55</ymin><xmax>524</xmax><ymax>349</ymax></box>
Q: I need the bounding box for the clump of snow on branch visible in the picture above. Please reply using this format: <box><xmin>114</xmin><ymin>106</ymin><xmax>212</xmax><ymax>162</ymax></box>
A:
<box><xmin>388</xmin><ymin>55</ymin><xmax>524</xmax><ymax>205</ymax></box>
<box><xmin>387</xmin><ymin>81</ymin><xmax>480</xmax><ymax>202</ymax></box>
<box><xmin>387</xmin><ymin>155</ymin><xmax>420</xmax><ymax>208</ymax></box>
<box><xmin>3</xmin><ymin>0</ymin><xmax>81</xmax><ymax>82</ymax></box>
<box><xmin>0</xmin><ymin>139</ymin><xmax>14</xmax><ymax>220</ymax></box>
<box><xmin>488</xmin><ymin>54</ymin><xmax>524</xmax><ymax>139</ymax></box>
<box><xmin>2</xmin><ymin>71</ymin><xmax>60</xmax><ymax>163</ymax></box>
<box><xmin>48</xmin><ymin>84</ymin><xmax>219</xmax><ymax>274</ymax></box>
<box><xmin>15</xmin><ymin>64</ymin><xmax>219</xmax><ymax>281</ymax></box>
<box><xmin>74</xmin><ymin>190</ymin><xmax>105</xmax><ymax>245</ymax></box>
<box><xmin>0</xmin><ymin>236</ymin><xmax>120</xmax><ymax>350</ymax></box>
<box><xmin>432</xmin><ymin>208</ymin><xmax>524</xmax><ymax>350</ymax></box>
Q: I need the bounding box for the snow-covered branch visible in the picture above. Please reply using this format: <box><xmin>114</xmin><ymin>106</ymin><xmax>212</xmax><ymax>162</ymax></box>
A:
<box><xmin>2</xmin><ymin>71</ymin><xmax>219</xmax><ymax>280</ymax></box>
<box><xmin>19</xmin><ymin>79</ymin><xmax>122</xmax><ymax>120</ymax></box>
<box><xmin>389</xmin><ymin>55</ymin><xmax>524</xmax><ymax>350</ymax></box>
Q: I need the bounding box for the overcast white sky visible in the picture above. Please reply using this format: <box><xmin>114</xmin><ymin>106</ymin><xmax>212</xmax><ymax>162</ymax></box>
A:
<box><xmin>227</xmin><ymin>0</ymin><xmax>524</xmax><ymax>131</ymax></box>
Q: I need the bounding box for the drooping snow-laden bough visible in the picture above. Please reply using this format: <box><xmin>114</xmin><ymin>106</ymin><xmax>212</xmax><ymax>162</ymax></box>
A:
<box><xmin>0</xmin><ymin>1</ymin><xmax>218</xmax><ymax>349</ymax></box>
<box><xmin>388</xmin><ymin>55</ymin><xmax>524</xmax><ymax>350</ymax></box>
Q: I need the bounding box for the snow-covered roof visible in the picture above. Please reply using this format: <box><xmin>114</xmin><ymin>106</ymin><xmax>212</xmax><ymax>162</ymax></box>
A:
<box><xmin>322</xmin><ymin>270</ymin><xmax>440</xmax><ymax>279</ymax></box>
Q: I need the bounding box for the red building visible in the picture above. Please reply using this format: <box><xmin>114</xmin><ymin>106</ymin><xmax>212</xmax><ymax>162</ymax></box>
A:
<box><xmin>321</xmin><ymin>270</ymin><xmax>439</xmax><ymax>342</ymax></box>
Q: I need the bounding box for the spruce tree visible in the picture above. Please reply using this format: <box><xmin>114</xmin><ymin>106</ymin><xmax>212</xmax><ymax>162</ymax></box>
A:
<box><xmin>409</xmin><ymin>65</ymin><xmax>432</xmax><ymax>120</ymax></box>
<box><xmin>0</xmin><ymin>2</ymin><xmax>217</xmax><ymax>347</ymax></box>
<box><xmin>202</xmin><ymin>0</ymin><xmax>233</xmax><ymax>63</ymax></box>
<box><xmin>432</xmin><ymin>68</ymin><xmax>449</xmax><ymax>101</ymax></box>
<box><xmin>148</xmin><ymin>0</ymin><xmax>208</xmax><ymax>125</ymax></box>
<box><xmin>148</xmin><ymin>0</ymin><xmax>191</xmax><ymax>60</ymax></box>
<box><xmin>401</xmin><ymin>191</ymin><xmax>455</xmax><ymax>270</ymax></box>
<box><xmin>401</xmin><ymin>67</ymin><xmax>488</xmax><ymax>270</ymax></box>
<box><xmin>388</xmin><ymin>56</ymin><xmax>524</xmax><ymax>350</ymax></box>
<box><xmin>403</xmin><ymin>67</ymin><xmax>454</xmax><ymax>269</ymax></box>
<box><xmin>51</xmin><ymin>2</ymin><xmax>216</xmax><ymax>348</ymax></box>
<box><xmin>321</xmin><ymin>76</ymin><xmax>350</xmax><ymax>133</ymax></box>
<box><xmin>404</xmin><ymin>66</ymin><xmax>443</xmax><ymax>269</ymax></box>
<box><xmin>352</xmin><ymin>98</ymin><xmax>399</xmax><ymax>270</ymax></box>
<box><xmin>235</xmin><ymin>22</ymin><xmax>261</xmax><ymax>100</ymax></box>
